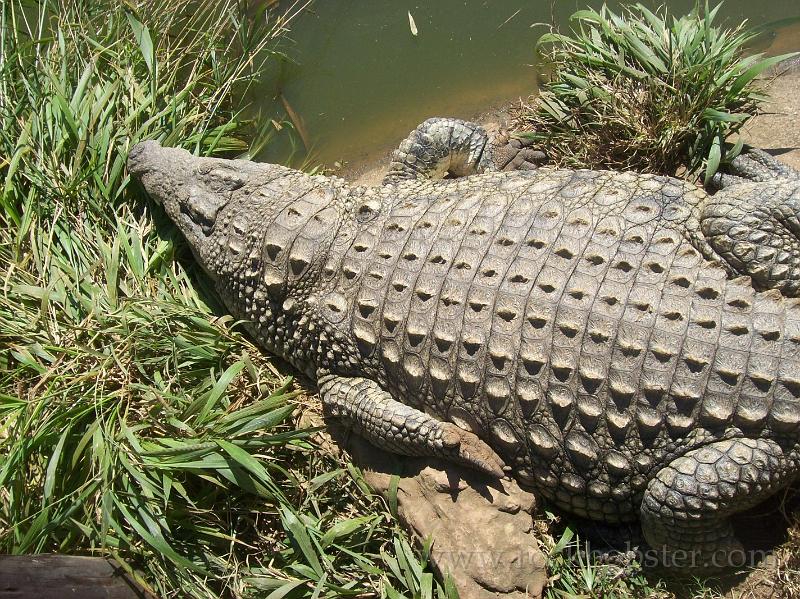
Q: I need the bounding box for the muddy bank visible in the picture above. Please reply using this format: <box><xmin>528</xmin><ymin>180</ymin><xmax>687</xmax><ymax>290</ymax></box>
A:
<box><xmin>337</xmin><ymin>58</ymin><xmax>800</xmax><ymax>186</ymax></box>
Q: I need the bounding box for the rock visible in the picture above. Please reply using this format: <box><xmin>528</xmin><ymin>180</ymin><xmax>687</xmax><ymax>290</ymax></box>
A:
<box><xmin>338</xmin><ymin>428</ymin><xmax>547</xmax><ymax>599</ymax></box>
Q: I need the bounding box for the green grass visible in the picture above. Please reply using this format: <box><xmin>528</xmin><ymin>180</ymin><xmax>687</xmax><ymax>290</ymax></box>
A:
<box><xmin>0</xmin><ymin>0</ymin><xmax>459</xmax><ymax>596</ymax></box>
<box><xmin>541</xmin><ymin>524</ymin><xmax>667</xmax><ymax>599</ymax></box>
<box><xmin>513</xmin><ymin>2</ymin><xmax>798</xmax><ymax>183</ymax></box>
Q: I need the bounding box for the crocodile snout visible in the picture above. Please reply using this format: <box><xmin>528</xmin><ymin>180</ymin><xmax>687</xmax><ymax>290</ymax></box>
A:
<box><xmin>127</xmin><ymin>140</ymin><xmax>163</xmax><ymax>177</ymax></box>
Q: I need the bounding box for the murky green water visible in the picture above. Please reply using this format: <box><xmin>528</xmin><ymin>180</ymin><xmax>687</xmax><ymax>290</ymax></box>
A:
<box><xmin>254</xmin><ymin>1</ymin><xmax>800</xmax><ymax>170</ymax></box>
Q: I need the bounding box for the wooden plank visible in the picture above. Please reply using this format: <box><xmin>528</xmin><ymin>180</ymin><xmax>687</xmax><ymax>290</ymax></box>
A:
<box><xmin>0</xmin><ymin>555</ymin><xmax>154</xmax><ymax>599</ymax></box>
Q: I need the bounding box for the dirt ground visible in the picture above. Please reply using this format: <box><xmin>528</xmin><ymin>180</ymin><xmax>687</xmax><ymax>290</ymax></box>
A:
<box><xmin>742</xmin><ymin>61</ymin><xmax>800</xmax><ymax>171</ymax></box>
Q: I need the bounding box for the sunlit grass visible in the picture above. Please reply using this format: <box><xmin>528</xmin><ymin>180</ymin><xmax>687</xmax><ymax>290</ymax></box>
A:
<box><xmin>0</xmin><ymin>0</ymin><xmax>456</xmax><ymax>596</ymax></box>
<box><xmin>514</xmin><ymin>2</ymin><xmax>798</xmax><ymax>182</ymax></box>
<box><xmin>540</xmin><ymin>524</ymin><xmax>668</xmax><ymax>599</ymax></box>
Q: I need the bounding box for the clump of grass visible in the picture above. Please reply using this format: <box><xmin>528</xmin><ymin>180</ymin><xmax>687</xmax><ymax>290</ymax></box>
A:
<box><xmin>540</xmin><ymin>524</ymin><xmax>667</xmax><ymax>599</ymax></box>
<box><xmin>0</xmin><ymin>1</ymin><xmax>456</xmax><ymax>597</ymax></box>
<box><xmin>513</xmin><ymin>3</ymin><xmax>798</xmax><ymax>183</ymax></box>
<box><xmin>531</xmin><ymin>510</ymin><xmax>680</xmax><ymax>599</ymax></box>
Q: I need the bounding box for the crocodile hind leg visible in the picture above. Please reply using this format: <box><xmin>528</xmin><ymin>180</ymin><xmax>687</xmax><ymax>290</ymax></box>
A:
<box><xmin>385</xmin><ymin>118</ymin><xmax>495</xmax><ymax>182</ymax></box>
<box><xmin>698</xmin><ymin>176</ymin><xmax>800</xmax><ymax>295</ymax></box>
<box><xmin>640</xmin><ymin>438</ymin><xmax>794</xmax><ymax>570</ymax></box>
<box><xmin>318</xmin><ymin>374</ymin><xmax>506</xmax><ymax>478</ymax></box>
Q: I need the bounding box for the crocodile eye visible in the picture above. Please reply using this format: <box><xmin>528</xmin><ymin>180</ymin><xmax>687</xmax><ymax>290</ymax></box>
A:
<box><xmin>181</xmin><ymin>186</ymin><xmax>227</xmax><ymax>234</ymax></box>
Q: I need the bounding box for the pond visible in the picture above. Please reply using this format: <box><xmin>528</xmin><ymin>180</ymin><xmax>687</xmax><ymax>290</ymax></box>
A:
<box><xmin>253</xmin><ymin>0</ymin><xmax>800</xmax><ymax>172</ymax></box>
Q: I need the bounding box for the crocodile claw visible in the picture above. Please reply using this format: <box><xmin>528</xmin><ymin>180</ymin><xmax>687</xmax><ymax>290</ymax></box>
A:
<box><xmin>441</xmin><ymin>423</ymin><xmax>506</xmax><ymax>479</ymax></box>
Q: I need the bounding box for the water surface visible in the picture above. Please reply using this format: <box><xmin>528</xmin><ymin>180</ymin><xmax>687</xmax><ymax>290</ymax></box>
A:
<box><xmin>254</xmin><ymin>0</ymin><xmax>800</xmax><ymax>170</ymax></box>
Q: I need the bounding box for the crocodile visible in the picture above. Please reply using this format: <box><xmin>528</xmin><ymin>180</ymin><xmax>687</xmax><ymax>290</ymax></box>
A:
<box><xmin>128</xmin><ymin>117</ymin><xmax>800</xmax><ymax>569</ymax></box>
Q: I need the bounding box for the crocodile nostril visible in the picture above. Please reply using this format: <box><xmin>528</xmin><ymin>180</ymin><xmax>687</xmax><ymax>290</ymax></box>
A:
<box><xmin>181</xmin><ymin>186</ymin><xmax>225</xmax><ymax>234</ymax></box>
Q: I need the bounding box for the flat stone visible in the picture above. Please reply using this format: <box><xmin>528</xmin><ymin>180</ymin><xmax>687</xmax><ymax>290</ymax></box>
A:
<box><xmin>331</xmin><ymin>423</ymin><xmax>547</xmax><ymax>599</ymax></box>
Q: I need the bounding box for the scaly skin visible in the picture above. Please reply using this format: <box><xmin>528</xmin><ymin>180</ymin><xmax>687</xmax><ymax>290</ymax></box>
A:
<box><xmin>385</xmin><ymin>118</ymin><xmax>545</xmax><ymax>181</ymax></box>
<box><xmin>128</xmin><ymin>119</ymin><xmax>800</xmax><ymax>570</ymax></box>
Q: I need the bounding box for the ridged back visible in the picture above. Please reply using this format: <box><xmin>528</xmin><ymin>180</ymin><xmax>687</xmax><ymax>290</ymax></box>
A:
<box><xmin>314</xmin><ymin>168</ymin><xmax>800</xmax><ymax>519</ymax></box>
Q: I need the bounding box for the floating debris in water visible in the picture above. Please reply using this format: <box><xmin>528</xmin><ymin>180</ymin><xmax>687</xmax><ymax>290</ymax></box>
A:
<box><xmin>408</xmin><ymin>11</ymin><xmax>418</xmax><ymax>36</ymax></box>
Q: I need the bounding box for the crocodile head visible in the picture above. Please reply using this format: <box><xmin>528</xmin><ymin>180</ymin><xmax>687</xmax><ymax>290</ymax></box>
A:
<box><xmin>127</xmin><ymin>140</ymin><xmax>337</xmax><ymax>304</ymax></box>
<box><xmin>127</xmin><ymin>141</ymin><xmax>292</xmax><ymax>280</ymax></box>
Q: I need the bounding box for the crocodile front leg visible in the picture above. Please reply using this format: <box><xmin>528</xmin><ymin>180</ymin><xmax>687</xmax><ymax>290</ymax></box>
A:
<box><xmin>318</xmin><ymin>374</ymin><xmax>506</xmax><ymax>478</ymax></box>
<box><xmin>384</xmin><ymin>118</ymin><xmax>495</xmax><ymax>182</ymax></box>
<box><xmin>640</xmin><ymin>438</ymin><xmax>795</xmax><ymax>570</ymax></box>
